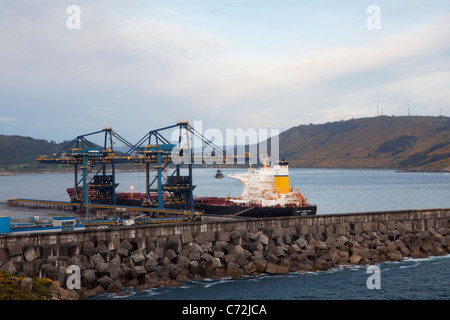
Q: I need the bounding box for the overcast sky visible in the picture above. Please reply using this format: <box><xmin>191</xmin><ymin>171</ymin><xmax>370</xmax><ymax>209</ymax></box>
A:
<box><xmin>1</xmin><ymin>0</ymin><xmax>449</xmax><ymax>144</ymax></box>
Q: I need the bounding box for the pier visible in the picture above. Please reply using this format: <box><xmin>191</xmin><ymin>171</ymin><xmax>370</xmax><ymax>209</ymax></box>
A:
<box><xmin>5</xmin><ymin>198</ymin><xmax>203</xmax><ymax>221</ymax></box>
<box><xmin>0</xmin><ymin>208</ymin><xmax>449</xmax><ymax>298</ymax></box>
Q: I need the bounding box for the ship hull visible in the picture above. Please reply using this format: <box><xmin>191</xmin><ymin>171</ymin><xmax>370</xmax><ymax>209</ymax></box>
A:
<box><xmin>194</xmin><ymin>200</ymin><xmax>317</xmax><ymax>218</ymax></box>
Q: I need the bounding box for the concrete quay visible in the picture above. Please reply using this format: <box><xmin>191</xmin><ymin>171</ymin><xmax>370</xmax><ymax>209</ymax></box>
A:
<box><xmin>0</xmin><ymin>208</ymin><xmax>449</xmax><ymax>298</ymax></box>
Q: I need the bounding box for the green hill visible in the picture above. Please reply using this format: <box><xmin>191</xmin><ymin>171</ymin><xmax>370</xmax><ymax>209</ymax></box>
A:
<box><xmin>278</xmin><ymin>116</ymin><xmax>450</xmax><ymax>171</ymax></box>
<box><xmin>0</xmin><ymin>135</ymin><xmax>68</xmax><ymax>173</ymax></box>
<box><xmin>1</xmin><ymin>116</ymin><xmax>450</xmax><ymax>173</ymax></box>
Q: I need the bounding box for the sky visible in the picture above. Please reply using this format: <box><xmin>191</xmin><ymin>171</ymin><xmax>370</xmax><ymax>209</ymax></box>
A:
<box><xmin>0</xmin><ymin>0</ymin><xmax>449</xmax><ymax>145</ymax></box>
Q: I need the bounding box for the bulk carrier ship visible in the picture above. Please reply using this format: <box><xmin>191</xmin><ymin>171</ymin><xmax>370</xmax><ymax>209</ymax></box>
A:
<box><xmin>194</xmin><ymin>160</ymin><xmax>317</xmax><ymax>218</ymax></box>
<box><xmin>66</xmin><ymin>160</ymin><xmax>316</xmax><ymax>218</ymax></box>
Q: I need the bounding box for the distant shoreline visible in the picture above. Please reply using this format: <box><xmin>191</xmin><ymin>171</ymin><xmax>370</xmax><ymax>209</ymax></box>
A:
<box><xmin>1</xmin><ymin>166</ymin><xmax>449</xmax><ymax>176</ymax></box>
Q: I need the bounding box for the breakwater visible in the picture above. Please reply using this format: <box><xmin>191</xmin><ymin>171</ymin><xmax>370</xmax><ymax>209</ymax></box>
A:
<box><xmin>0</xmin><ymin>208</ymin><xmax>449</xmax><ymax>298</ymax></box>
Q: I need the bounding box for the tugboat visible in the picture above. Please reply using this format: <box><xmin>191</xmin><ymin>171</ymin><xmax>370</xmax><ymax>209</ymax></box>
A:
<box><xmin>194</xmin><ymin>160</ymin><xmax>317</xmax><ymax>218</ymax></box>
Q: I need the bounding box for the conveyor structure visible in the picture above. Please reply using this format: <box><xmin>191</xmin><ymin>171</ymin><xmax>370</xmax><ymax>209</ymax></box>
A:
<box><xmin>33</xmin><ymin>122</ymin><xmax>243</xmax><ymax>220</ymax></box>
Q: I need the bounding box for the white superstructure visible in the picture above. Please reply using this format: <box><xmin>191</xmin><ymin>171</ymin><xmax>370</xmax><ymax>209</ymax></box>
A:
<box><xmin>228</xmin><ymin>160</ymin><xmax>308</xmax><ymax>207</ymax></box>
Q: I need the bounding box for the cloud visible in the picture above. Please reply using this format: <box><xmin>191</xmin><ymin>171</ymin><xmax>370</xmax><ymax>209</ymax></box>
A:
<box><xmin>0</xmin><ymin>2</ymin><xmax>449</xmax><ymax>141</ymax></box>
<box><xmin>0</xmin><ymin>117</ymin><xmax>20</xmax><ymax>124</ymax></box>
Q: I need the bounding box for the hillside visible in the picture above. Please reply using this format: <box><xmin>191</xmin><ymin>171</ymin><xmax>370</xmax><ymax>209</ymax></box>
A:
<box><xmin>1</xmin><ymin>116</ymin><xmax>450</xmax><ymax>173</ymax></box>
<box><xmin>278</xmin><ymin>116</ymin><xmax>450</xmax><ymax>171</ymax></box>
<box><xmin>0</xmin><ymin>135</ymin><xmax>68</xmax><ymax>173</ymax></box>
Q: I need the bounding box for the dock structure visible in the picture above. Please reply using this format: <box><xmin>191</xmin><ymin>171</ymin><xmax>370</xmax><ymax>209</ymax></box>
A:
<box><xmin>35</xmin><ymin>122</ymin><xmax>248</xmax><ymax>208</ymax></box>
<box><xmin>5</xmin><ymin>198</ymin><xmax>203</xmax><ymax>222</ymax></box>
<box><xmin>32</xmin><ymin>122</ymin><xmax>244</xmax><ymax>223</ymax></box>
<box><xmin>32</xmin><ymin>124</ymin><xmax>202</xmax><ymax>222</ymax></box>
<box><xmin>0</xmin><ymin>207</ymin><xmax>448</xmax><ymax>298</ymax></box>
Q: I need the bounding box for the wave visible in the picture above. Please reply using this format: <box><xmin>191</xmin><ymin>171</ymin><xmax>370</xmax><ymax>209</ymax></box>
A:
<box><xmin>202</xmin><ymin>278</ymin><xmax>235</xmax><ymax>288</ymax></box>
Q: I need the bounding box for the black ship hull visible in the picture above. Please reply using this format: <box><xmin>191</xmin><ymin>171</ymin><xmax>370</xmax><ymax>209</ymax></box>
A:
<box><xmin>194</xmin><ymin>203</ymin><xmax>317</xmax><ymax>218</ymax></box>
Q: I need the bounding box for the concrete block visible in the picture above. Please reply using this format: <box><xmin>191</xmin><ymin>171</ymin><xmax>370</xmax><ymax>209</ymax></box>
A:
<box><xmin>0</xmin><ymin>261</ymin><xmax>17</xmax><ymax>274</ymax></box>
<box><xmin>38</xmin><ymin>245</ymin><xmax>53</xmax><ymax>258</ymax></box>
<box><xmin>349</xmin><ymin>254</ymin><xmax>362</xmax><ymax>264</ymax></box>
<box><xmin>256</xmin><ymin>232</ymin><xmax>269</xmax><ymax>246</ymax></box>
<box><xmin>425</xmin><ymin>219</ymin><xmax>435</xmax><ymax>229</ymax></box>
<box><xmin>395</xmin><ymin>222</ymin><xmax>404</xmax><ymax>231</ymax></box>
<box><xmin>83</xmin><ymin>245</ymin><xmax>97</xmax><ymax>257</ymax></box>
<box><xmin>217</xmin><ymin>231</ymin><xmax>231</xmax><ymax>242</ymax></box>
<box><xmin>202</xmin><ymin>231</ymin><xmax>216</xmax><ymax>242</ymax></box>
<box><xmin>249</xmin><ymin>242</ymin><xmax>264</xmax><ymax>252</ymax></box>
<box><xmin>188</xmin><ymin>260</ymin><xmax>202</xmax><ymax>274</ymax></box>
<box><xmin>144</xmin><ymin>259</ymin><xmax>158</xmax><ymax>272</ymax></box>
<box><xmin>20</xmin><ymin>277</ymin><xmax>33</xmax><ymax>294</ymax></box>
<box><xmin>168</xmin><ymin>235</ymin><xmax>182</xmax><ymax>252</ymax></box>
<box><xmin>133</xmin><ymin>238</ymin><xmax>146</xmax><ymax>251</ymax></box>
<box><xmin>200</xmin><ymin>252</ymin><xmax>214</xmax><ymax>262</ymax></box>
<box><xmin>226</xmin><ymin>261</ymin><xmax>244</xmax><ymax>278</ymax></box>
<box><xmin>234</xmin><ymin>252</ymin><xmax>249</xmax><ymax>268</ymax></box>
<box><xmin>23</xmin><ymin>246</ymin><xmax>39</xmax><ymax>261</ymax></box>
<box><xmin>54</xmin><ymin>244</ymin><xmax>69</xmax><ymax>257</ymax></box>
<box><xmin>56</xmin><ymin>256</ymin><xmax>71</xmax><ymax>269</ymax></box>
<box><xmin>8</xmin><ymin>243</ymin><xmax>23</xmax><ymax>257</ymax></box>
<box><xmin>230</xmin><ymin>230</ymin><xmax>242</xmax><ymax>245</ymax></box>
<box><xmin>325</xmin><ymin>224</ymin><xmax>335</xmax><ymax>234</ymax></box>
<box><xmin>335</xmin><ymin>223</ymin><xmax>349</xmax><ymax>235</ymax></box>
<box><xmin>108</xmin><ymin>238</ymin><xmax>121</xmax><ymax>251</ymax></box>
<box><xmin>295</xmin><ymin>237</ymin><xmax>308</xmax><ymax>248</ymax></box>
<box><xmin>265</xmin><ymin>262</ymin><xmax>278</xmax><ymax>274</ymax></box>
<box><xmin>68</xmin><ymin>242</ymin><xmax>80</xmax><ymax>256</ymax></box>
<box><xmin>131</xmin><ymin>251</ymin><xmax>146</xmax><ymax>266</ymax></box>
<box><xmin>309</xmin><ymin>225</ymin><xmax>318</xmax><ymax>235</ymax></box>
<box><xmin>270</xmin><ymin>246</ymin><xmax>285</xmax><ymax>257</ymax></box>
<box><xmin>90</xmin><ymin>253</ymin><xmax>105</xmax><ymax>266</ymax></box>
<box><xmin>120</xmin><ymin>239</ymin><xmax>134</xmax><ymax>251</ymax></box>
<box><xmin>133</xmin><ymin>265</ymin><xmax>147</xmax><ymax>278</ymax></box>
<box><xmin>168</xmin><ymin>263</ymin><xmax>182</xmax><ymax>279</ymax></box>
<box><xmin>261</xmin><ymin>227</ymin><xmax>273</xmax><ymax>238</ymax></box>
<box><xmin>194</xmin><ymin>233</ymin><xmax>207</xmax><ymax>244</ymax></box>
<box><xmin>402</xmin><ymin>221</ymin><xmax>412</xmax><ymax>232</ymax></box>
<box><xmin>176</xmin><ymin>255</ymin><xmax>191</xmax><ymax>269</ymax></box>
<box><xmin>386</xmin><ymin>221</ymin><xmax>396</xmax><ymax>230</ymax></box>
<box><xmin>97</xmin><ymin>275</ymin><xmax>113</xmax><ymax>290</ymax></box>
<box><xmin>22</xmin><ymin>260</ymin><xmax>43</xmax><ymax>277</ymax></box>
<box><xmin>244</xmin><ymin>262</ymin><xmax>257</xmax><ymax>274</ymax></box>
<box><xmin>276</xmin><ymin>264</ymin><xmax>289</xmax><ymax>275</ymax></box>
<box><xmin>353</xmin><ymin>223</ymin><xmax>363</xmax><ymax>234</ymax></box>
<box><xmin>207</xmin><ymin>257</ymin><xmax>222</xmax><ymax>269</ymax></box>
<box><xmin>298</xmin><ymin>225</ymin><xmax>310</xmax><ymax>235</ymax></box>
<box><xmin>253</xmin><ymin>257</ymin><xmax>267</xmax><ymax>273</ymax></box>
<box><xmin>286</xmin><ymin>227</ymin><xmax>297</xmax><ymax>237</ymax></box>
<box><xmin>181</xmin><ymin>232</ymin><xmax>193</xmax><ymax>244</ymax></box>
<box><xmin>95</xmin><ymin>262</ymin><xmax>109</xmax><ymax>273</ymax></box>
<box><xmin>272</xmin><ymin>228</ymin><xmax>284</xmax><ymax>238</ymax></box>
<box><xmin>362</xmin><ymin>222</ymin><xmax>373</xmax><ymax>232</ymax></box>
<box><xmin>0</xmin><ymin>248</ymin><xmax>9</xmax><ymax>262</ymax></box>
<box><xmin>378</xmin><ymin>223</ymin><xmax>387</xmax><ymax>234</ymax></box>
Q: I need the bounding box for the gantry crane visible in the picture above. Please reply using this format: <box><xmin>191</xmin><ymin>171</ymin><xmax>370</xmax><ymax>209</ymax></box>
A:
<box><xmin>36</xmin><ymin>122</ymin><xmax>236</xmax><ymax>217</ymax></box>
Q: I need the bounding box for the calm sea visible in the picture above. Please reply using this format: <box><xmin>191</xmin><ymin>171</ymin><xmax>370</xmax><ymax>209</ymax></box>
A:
<box><xmin>1</xmin><ymin>168</ymin><xmax>449</xmax><ymax>300</ymax></box>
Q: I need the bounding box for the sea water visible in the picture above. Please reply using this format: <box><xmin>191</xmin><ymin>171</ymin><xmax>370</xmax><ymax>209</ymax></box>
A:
<box><xmin>1</xmin><ymin>168</ymin><xmax>449</xmax><ymax>300</ymax></box>
<box><xmin>93</xmin><ymin>255</ymin><xmax>450</xmax><ymax>300</ymax></box>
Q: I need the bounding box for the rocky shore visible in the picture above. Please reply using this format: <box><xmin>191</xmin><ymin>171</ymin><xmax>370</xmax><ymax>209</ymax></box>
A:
<box><xmin>1</xmin><ymin>217</ymin><xmax>448</xmax><ymax>299</ymax></box>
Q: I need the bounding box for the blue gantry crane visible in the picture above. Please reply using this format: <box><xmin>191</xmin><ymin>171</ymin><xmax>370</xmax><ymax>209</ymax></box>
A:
<box><xmin>33</xmin><ymin>122</ymin><xmax>229</xmax><ymax>220</ymax></box>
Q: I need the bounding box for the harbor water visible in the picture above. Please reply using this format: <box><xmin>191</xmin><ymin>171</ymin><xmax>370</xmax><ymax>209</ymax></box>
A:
<box><xmin>1</xmin><ymin>168</ymin><xmax>449</xmax><ymax>300</ymax></box>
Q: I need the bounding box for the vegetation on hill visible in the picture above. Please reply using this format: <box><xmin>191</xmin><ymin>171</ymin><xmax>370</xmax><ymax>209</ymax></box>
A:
<box><xmin>278</xmin><ymin>116</ymin><xmax>450</xmax><ymax>171</ymax></box>
<box><xmin>0</xmin><ymin>135</ymin><xmax>70</xmax><ymax>173</ymax></box>
<box><xmin>1</xmin><ymin>116</ymin><xmax>449</xmax><ymax>173</ymax></box>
